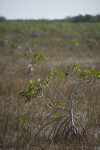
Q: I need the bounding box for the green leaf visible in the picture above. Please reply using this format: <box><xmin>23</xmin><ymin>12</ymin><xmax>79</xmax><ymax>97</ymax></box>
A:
<box><xmin>59</xmin><ymin>71</ymin><xmax>64</xmax><ymax>77</ymax></box>
<box><xmin>54</xmin><ymin>70</ymin><xmax>59</xmax><ymax>75</ymax></box>
<box><xmin>85</xmin><ymin>75</ymin><xmax>89</xmax><ymax>81</ymax></box>
<box><xmin>80</xmin><ymin>72</ymin><xmax>85</xmax><ymax>76</ymax></box>
<box><xmin>76</xmin><ymin>68</ymin><xmax>80</xmax><ymax>71</ymax></box>
<box><xmin>73</xmin><ymin>64</ymin><xmax>79</xmax><ymax>71</ymax></box>
<box><xmin>18</xmin><ymin>118</ymin><xmax>23</xmax><ymax>123</ymax></box>
<box><xmin>50</xmin><ymin>68</ymin><xmax>53</xmax><ymax>72</ymax></box>
<box><xmin>31</xmin><ymin>91</ymin><xmax>35</xmax><ymax>95</ymax></box>
<box><xmin>38</xmin><ymin>85</ymin><xmax>42</xmax><ymax>91</ymax></box>
<box><xmin>30</xmin><ymin>80</ymin><xmax>35</xmax><ymax>85</ymax></box>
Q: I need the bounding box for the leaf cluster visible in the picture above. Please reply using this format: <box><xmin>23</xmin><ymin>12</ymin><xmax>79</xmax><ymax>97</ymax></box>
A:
<box><xmin>70</xmin><ymin>38</ymin><xmax>79</xmax><ymax>47</ymax></box>
<box><xmin>18</xmin><ymin>118</ymin><xmax>28</xmax><ymax>129</ymax></box>
<box><xmin>18</xmin><ymin>80</ymin><xmax>43</xmax><ymax>102</ymax></box>
<box><xmin>25</xmin><ymin>53</ymin><xmax>47</xmax><ymax>64</ymax></box>
<box><xmin>73</xmin><ymin>64</ymin><xmax>100</xmax><ymax>80</ymax></box>
<box><xmin>83</xmin><ymin>38</ymin><xmax>99</xmax><ymax>46</ymax></box>
<box><xmin>18</xmin><ymin>64</ymin><xmax>100</xmax><ymax>102</ymax></box>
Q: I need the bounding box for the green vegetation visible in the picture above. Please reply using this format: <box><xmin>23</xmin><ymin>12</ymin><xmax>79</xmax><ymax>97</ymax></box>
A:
<box><xmin>0</xmin><ymin>18</ymin><xmax>100</xmax><ymax>50</ymax></box>
<box><xmin>24</xmin><ymin>53</ymin><xmax>47</xmax><ymax>64</ymax></box>
<box><xmin>0</xmin><ymin>16</ymin><xmax>6</xmax><ymax>22</ymax></box>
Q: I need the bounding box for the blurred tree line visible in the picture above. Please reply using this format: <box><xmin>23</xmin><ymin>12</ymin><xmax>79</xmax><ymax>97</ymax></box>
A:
<box><xmin>65</xmin><ymin>14</ymin><xmax>100</xmax><ymax>22</ymax></box>
<box><xmin>0</xmin><ymin>16</ymin><xmax>6</xmax><ymax>22</ymax></box>
<box><xmin>0</xmin><ymin>14</ymin><xmax>100</xmax><ymax>22</ymax></box>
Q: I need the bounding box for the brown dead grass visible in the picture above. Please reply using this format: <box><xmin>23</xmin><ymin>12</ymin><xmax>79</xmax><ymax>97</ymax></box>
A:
<box><xmin>0</xmin><ymin>32</ymin><xmax>100</xmax><ymax>150</ymax></box>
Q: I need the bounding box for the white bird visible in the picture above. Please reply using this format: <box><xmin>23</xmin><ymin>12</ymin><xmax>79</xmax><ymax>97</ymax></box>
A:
<box><xmin>25</xmin><ymin>64</ymin><xmax>35</xmax><ymax>75</ymax></box>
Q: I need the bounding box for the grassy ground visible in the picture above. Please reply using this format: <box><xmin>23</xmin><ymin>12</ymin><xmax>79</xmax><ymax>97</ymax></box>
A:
<box><xmin>0</xmin><ymin>21</ymin><xmax>100</xmax><ymax>149</ymax></box>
